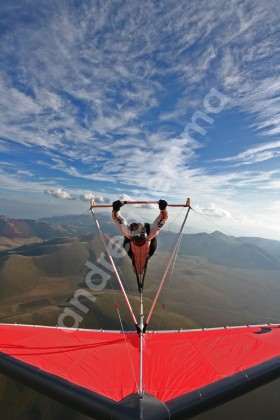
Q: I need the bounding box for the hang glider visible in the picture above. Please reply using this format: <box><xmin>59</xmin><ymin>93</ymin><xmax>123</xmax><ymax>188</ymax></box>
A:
<box><xmin>1</xmin><ymin>324</ymin><xmax>280</xmax><ymax>419</ymax></box>
<box><xmin>1</xmin><ymin>198</ymin><xmax>280</xmax><ymax>419</ymax></box>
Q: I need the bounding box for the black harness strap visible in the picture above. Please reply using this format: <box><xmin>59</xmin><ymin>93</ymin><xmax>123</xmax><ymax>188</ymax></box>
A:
<box><xmin>132</xmin><ymin>254</ymin><xmax>143</xmax><ymax>293</ymax></box>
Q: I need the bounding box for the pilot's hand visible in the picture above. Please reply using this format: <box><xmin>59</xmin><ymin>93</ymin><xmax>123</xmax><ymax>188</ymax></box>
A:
<box><xmin>158</xmin><ymin>199</ymin><xmax>168</xmax><ymax>210</ymax></box>
<box><xmin>112</xmin><ymin>200</ymin><xmax>127</xmax><ymax>211</ymax></box>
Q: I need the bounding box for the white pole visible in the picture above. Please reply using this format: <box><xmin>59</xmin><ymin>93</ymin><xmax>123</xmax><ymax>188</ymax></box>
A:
<box><xmin>90</xmin><ymin>209</ymin><xmax>138</xmax><ymax>328</ymax></box>
<box><xmin>90</xmin><ymin>198</ymin><xmax>190</xmax><ymax>209</ymax></box>
<box><xmin>144</xmin><ymin>207</ymin><xmax>191</xmax><ymax>331</ymax></box>
<box><xmin>139</xmin><ymin>292</ymin><xmax>144</xmax><ymax>398</ymax></box>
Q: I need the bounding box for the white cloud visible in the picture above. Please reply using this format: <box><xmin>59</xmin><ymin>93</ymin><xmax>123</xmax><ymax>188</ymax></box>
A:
<box><xmin>118</xmin><ymin>193</ymin><xmax>157</xmax><ymax>208</ymax></box>
<box><xmin>79</xmin><ymin>192</ymin><xmax>95</xmax><ymax>202</ymax></box>
<box><xmin>267</xmin><ymin>200</ymin><xmax>280</xmax><ymax>211</ymax></box>
<box><xmin>44</xmin><ymin>188</ymin><xmax>72</xmax><ymax>200</ymax></box>
<box><xmin>95</xmin><ymin>196</ymin><xmax>111</xmax><ymax>204</ymax></box>
<box><xmin>1</xmin><ymin>1</ymin><xmax>280</xmax><ymax>239</ymax></box>
<box><xmin>194</xmin><ymin>202</ymin><xmax>232</xmax><ymax>219</ymax></box>
<box><xmin>0</xmin><ymin>1</ymin><xmax>277</xmax><ymax>173</ymax></box>
<box><xmin>80</xmin><ymin>193</ymin><xmax>110</xmax><ymax>203</ymax></box>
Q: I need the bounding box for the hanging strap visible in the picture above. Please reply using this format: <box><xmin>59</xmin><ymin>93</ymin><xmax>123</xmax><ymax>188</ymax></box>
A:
<box><xmin>131</xmin><ymin>254</ymin><xmax>142</xmax><ymax>293</ymax></box>
<box><xmin>139</xmin><ymin>258</ymin><xmax>149</xmax><ymax>292</ymax></box>
<box><xmin>132</xmin><ymin>253</ymin><xmax>149</xmax><ymax>293</ymax></box>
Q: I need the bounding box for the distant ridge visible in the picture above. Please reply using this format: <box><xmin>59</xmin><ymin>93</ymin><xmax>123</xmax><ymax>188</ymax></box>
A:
<box><xmin>0</xmin><ymin>215</ymin><xmax>92</xmax><ymax>251</ymax></box>
<box><xmin>1</xmin><ymin>215</ymin><xmax>280</xmax><ymax>270</ymax></box>
<box><xmin>158</xmin><ymin>230</ymin><xmax>280</xmax><ymax>270</ymax></box>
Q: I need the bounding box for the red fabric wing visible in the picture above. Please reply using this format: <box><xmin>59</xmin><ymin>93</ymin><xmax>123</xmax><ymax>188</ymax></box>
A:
<box><xmin>1</xmin><ymin>324</ymin><xmax>280</xmax><ymax>402</ymax></box>
<box><xmin>0</xmin><ymin>325</ymin><xmax>139</xmax><ymax>401</ymax></box>
<box><xmin>143</xmin><ymin>326</ymin><xmax>280</xmax><ymax>401</ymax></box>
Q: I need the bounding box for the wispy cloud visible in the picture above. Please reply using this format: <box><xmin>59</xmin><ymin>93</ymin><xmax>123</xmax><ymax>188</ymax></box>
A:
<box><xmin>1</xmin><ymin>1</ymin><xmax>280</xmax><ymax>237</ymax></box>
<box><xmin>214</xmin><ymin>141</ymin><xmax>280</xmax><ymax>166</ymax></box>
<box><xmin>0</xmin><ymin>173</ymin><xmax>48</xmax><ymax>192</ymax></box>
<box><xmin>1</xmin><ymin>2</ymin><xmax>278</xmax><ymax>157</ymax></box>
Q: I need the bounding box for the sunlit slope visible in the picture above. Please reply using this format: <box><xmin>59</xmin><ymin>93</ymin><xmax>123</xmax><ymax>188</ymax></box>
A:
<box><xmin>1</xmin><ymin>229</ymin><xmax>280</xmax><ymax>329</ymax></box>
<box><xmin>0</xmin><ymin>233</ymin><xmax>105</xmax><ymax>330</ymax></box>
<box><xmin>158</xmin><ymin>230</ymin><xmax>280</xmax><ymax>270</ymax></box>
<box><xmin>0</xmin><ymin>215</ymin><xmax>91</xmax><ymax>251</ymax></box>
<box><xmin>0</xmin><ymin>233</ymin><xmax>198</xmax><ymax>330</ymax></box>
<box><xmin>0</xmin><ymin>227</ymin><xmax>280</xmax><ymax>420</ymax></box>
<box><xmin>0</xmin><ymin>235</ymin><xmax>100</xmax><ymax>297</ymax></box>
<box><xmin>148</xmin><ymin>253</ymin><xmax>280</xmax><ymax>328</ymax></box>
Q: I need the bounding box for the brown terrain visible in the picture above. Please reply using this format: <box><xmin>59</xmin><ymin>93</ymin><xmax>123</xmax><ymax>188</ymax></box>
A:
<box><xmin>0</xmin><ymin>215</ymin><xmax>280</xmax><ymax>419</ymax></box>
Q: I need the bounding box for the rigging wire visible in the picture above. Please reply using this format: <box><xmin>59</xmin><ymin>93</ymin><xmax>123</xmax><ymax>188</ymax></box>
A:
<box><xmin>108</xmin><ymin>284</ymin><xmax>139</xmax><ymax>394</ymax></box>
<box><xmin>50</xmin><ymin>208</ymin><xmax>91</xmax><ymax>228</ymax></box>
<box><xmin>181</xmin><ymin>303</ymin><xmax>280</xmax><ymax>325</ymax></box>
<box><xmin>90</xmin><ymin>202</ymin><xmax>279</xmax><ymax>336</ymax></box>
<box><xmin>115</xmin><ymin>301</ymin><xmax>139</xmax><ymax>394</ymax></box>
<box><xmin>116</xmin><ymin>265</ymin><xmax>131</xmax><ymax>292</ymax></box>
<box><xmin>161</xmin><ymin>207</ymin><xmax>280</xmax><ymax>328</ymax></box>
<box><xmin>139</xmin><ymin>206</ymin><xmax>188</xmax><ymax>322</ymax></box>
<box><xmin>90</xmin><ymin>209</ymin><xmax>138</xmax><ymax>327</ymax></box>
<box><xmin>167</xmin><ymin>206</ymin><xmax>186</xmax><ymax>232</ymax></box>
<box><xmin>144</xmin><ymin>206</ymin><xmax>191</xmax><ymax>332</ymax></box>
<box><xmin>147</xmin><ymin>206</ymin><xmax>187</xmax><ymax>329</ymax></box>
<box><xmin>150</xmin><ymin>204</ymin><xmax>280</xmax><ymax>330</ymax></box>
<box><xmin>90</xmin><ymin>210</ymin><xmax>139</xmax><ymax>392</ymax></box>
<box><xmin>191</xmin><ymin>207</ymin><xmax>280</xmax><ymax>267</ymax></box>
<box><xmin>102</xmin><ymin>255</ymin><xmax>139</xmax><ymax>392</ymax></box>
<box><xmin>157</xmin><ymin>228</ymin><xmax>184</xmax><ymax>330</ymax></box>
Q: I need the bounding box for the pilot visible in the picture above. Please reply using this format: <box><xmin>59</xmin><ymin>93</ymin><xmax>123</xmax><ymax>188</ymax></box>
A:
<box><xmin>112</xmin><ymin>199</ymin><xmax>168</xmax><ymax>276</ymax></box>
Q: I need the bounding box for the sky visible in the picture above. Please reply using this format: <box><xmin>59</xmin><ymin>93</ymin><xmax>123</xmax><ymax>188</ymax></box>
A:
<box><xmin>0</xmin><ymin>0</ymin><xmax>280</xmax><ymax>239</ymax></box>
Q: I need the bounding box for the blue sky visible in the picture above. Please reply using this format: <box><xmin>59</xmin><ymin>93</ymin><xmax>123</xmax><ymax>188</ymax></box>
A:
<box><xmin>0</xmin><ymin>0</ymin><xmax>280</xmax><ymax>239</ymax></box>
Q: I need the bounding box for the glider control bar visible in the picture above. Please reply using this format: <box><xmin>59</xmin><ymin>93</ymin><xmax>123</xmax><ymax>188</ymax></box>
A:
<box><xmin>90</xmin><ymin>208</ymin><xmax>139</xmax><ymax>330</ymax></box>
<box><xmin>143</xmin><ymin>206</ymin><xmax>191</xmax><ymax>333</ymax></box>
<box><xmin>90</xmin><ymin>198</ymin><xmax>190</xmax><ymax>208</ymax></box>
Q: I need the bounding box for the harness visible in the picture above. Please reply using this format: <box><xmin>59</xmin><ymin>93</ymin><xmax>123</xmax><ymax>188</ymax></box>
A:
<box><xmin>123</xmin><ymin>223</ymin><xmax>157</xmax><ymax>292</ymax></box>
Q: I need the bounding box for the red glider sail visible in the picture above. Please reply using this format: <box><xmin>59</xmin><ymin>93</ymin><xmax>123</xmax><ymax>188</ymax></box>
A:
<box><xmin>1</xmin><ymin>323</ymin><xmax>280</xmax><ymax>419</ymax></box>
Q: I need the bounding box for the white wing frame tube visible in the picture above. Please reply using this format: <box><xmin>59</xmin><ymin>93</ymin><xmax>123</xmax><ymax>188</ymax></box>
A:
<box><xmin>90</xmin><ymin>198</ymin><xmax>190</xmax><ymax>208</ymax></box>
<box><xmin>144</xmin><ymin>206</ymin><xmax>191</xmax><ymax>332</ymax></box>
<box><xmin>90</xmin><ymin>209</ymin><xmax>138</xmax><ymax>329</ymax></box>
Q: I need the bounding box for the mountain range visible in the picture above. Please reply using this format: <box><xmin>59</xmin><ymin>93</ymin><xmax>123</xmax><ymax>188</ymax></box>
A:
<box><xmin>1</xmin><ymin>214</ymin><xmax>280</xmax><ymax>419</ymax></box>
<box><xmin>0</xmin><ymin>213</ymin><xmax>279</xmax><ymax>327</ymax></box>
<box><xmin>1</xmin><ymin>214</ymin><xmax>280</xmax><ymax>270</ymax></box>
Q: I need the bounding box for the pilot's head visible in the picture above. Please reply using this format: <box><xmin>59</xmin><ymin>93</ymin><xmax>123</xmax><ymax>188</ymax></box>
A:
<box><xmin>129</xmin><ymin>223</ymin><xmax>147</xmax><ymax>246</ymax></box>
